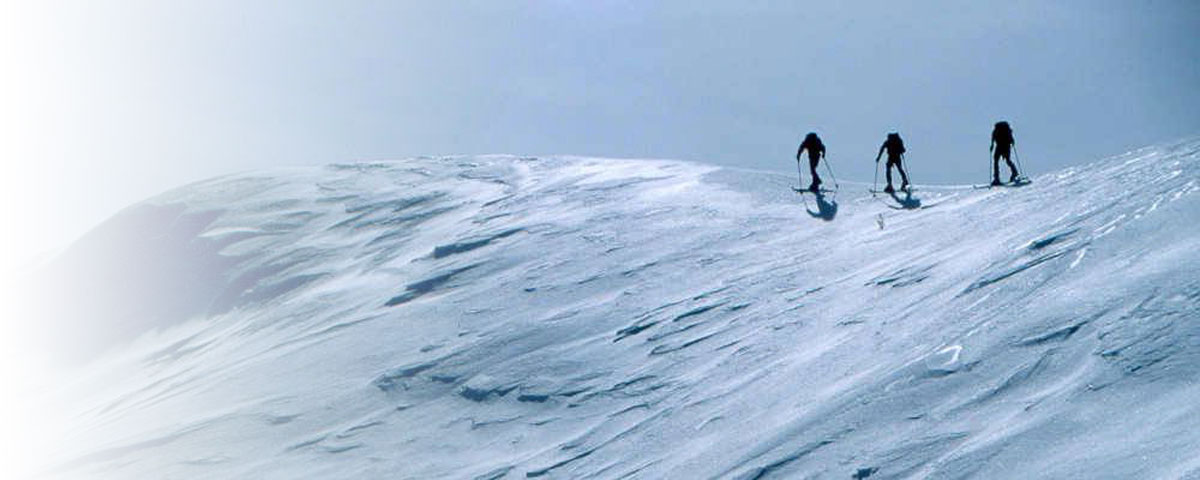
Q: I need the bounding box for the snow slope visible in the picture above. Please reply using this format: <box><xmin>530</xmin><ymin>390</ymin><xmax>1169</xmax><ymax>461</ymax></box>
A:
<box><xmin>22</xmin><ymin>138</ymin><xmax>1200</xmax><ymax>479</ymax></box>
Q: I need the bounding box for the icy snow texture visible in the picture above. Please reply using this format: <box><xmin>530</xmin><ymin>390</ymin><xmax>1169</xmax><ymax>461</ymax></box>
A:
<box><xmin>32</xmin><ymin>139</ymin><xmax>1200</xmax><ymax>479</ymax></box>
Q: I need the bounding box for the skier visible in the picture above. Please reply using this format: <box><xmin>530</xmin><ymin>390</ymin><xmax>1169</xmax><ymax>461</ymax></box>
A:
<box><xmin>875</xmin><ymin>132</ymin><xmax>910</xmax><ymax>193</ymax></box>
<box><xmin>796</xmin><ymin>132</ymin><xmax>826</xmax><ymax>192</ymax></box>
<box><xmin>990</xmin><ymin>121</ymin><xmax>1019</xmax><ymax>185</ymax></box>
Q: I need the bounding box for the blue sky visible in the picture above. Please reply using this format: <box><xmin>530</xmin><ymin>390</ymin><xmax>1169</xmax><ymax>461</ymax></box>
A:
<box><xmin>2</xmin><ymin>1</ymin><xmax>1198</xmax><ymax>265</ymax></box>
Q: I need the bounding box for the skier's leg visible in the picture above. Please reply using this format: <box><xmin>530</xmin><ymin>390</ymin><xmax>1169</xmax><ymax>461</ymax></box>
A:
<box><xmin>992</xmin><ymin>151</ymin><xmax>1002</xmax><ymax>184</ymax></box>
<box><xmin>884</xmin><ymin>159</ymin><xmax>895</xmax><ymax>192</ymax></box>
<box><xmin>809</xmin><ymin>156</ymin><xmax>822</xmax><ymax>188</ymax></box>
<box><xmin>897</xmin><ymin>161</ymin><xmax>910</xmax><ymax>189</ymax></box>
<box><xmin>1004</xmin><ymin>151</ymin><xmax>1018</xmax><ymax>180</ymax></box>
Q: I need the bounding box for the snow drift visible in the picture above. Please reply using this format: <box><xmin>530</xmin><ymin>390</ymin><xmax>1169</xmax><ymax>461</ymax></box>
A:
<box><xmin>23</xmin><ymin>138</ymin><xmax>1200</xmax><ymax>479</ymax></box>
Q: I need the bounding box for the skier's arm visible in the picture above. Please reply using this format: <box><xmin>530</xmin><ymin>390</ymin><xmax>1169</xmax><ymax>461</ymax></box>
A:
<box><xmin>875</xmin><ymin>145</ymin><xmax>884</xmax><ymax>162</ymax></box>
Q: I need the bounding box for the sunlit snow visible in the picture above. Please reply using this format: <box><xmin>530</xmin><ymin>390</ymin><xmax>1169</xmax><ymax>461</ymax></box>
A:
<box><xmin>23</xmin><ymin>138</ymin><xmax>1200</xmax><ymax>479</ymax></box>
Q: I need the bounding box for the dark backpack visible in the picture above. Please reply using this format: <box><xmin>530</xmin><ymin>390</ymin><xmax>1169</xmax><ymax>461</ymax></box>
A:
<box><xmin>994</xmin><ymin>122</ymin><xmax>1014</xmax><ymax>145</ymax></box>
<box><xmin>885</xmin><ymin>133</ymin><xmax>906</xmax><ymax>155</ymax></box>
<box><xmin>806</xmin><ymin>133</ymin><xmax>825</xmax><ymax>150</ymax></box>
<box><xmin>802</xmin><ymin>133</ymin><xmax>824</xmax><ymax>152</ymax></box>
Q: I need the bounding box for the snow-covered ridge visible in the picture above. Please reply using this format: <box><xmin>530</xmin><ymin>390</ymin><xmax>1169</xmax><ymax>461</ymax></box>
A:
<box><xmin>30</xmin><ymin>139</ymin><xmax>1200</xmax><ymax>478</ymax></box>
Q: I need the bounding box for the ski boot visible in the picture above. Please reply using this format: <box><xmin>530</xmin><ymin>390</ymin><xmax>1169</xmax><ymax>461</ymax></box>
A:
<box><xmin>883</xmin><ymin>184</ymin><xmax>895</xmax><ymax>194</ymax></box>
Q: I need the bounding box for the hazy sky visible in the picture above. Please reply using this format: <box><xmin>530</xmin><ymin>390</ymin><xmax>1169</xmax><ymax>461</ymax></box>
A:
<box><xmin>2</xmin><ymin>1</ymin><xmax>1198</xmax><ymax>269</ymax></box>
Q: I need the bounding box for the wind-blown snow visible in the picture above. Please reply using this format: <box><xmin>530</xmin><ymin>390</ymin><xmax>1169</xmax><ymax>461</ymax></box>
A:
<box><xmin>24</xmin><ymin>139</ymin><xmax>1200</xmax><ymax>479</ymax></box>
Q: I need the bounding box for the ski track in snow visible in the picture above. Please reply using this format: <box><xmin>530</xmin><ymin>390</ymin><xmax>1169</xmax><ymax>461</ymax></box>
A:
<box><xmin>20</xmin><ymin>139</ymin><xmax>1200</xmax><ymax>479</ymax></box>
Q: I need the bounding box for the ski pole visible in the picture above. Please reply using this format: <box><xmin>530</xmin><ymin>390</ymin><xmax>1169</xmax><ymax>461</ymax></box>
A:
<box><xmin>1013</xmin><ymin>145</ymin><xmax>1026</xmax><ymax>178</ymax></box>
<box><xmin>872</xmin><ymin>159</ymin><xmax>880</xmax><ymax>194</ymax></box>
<box><xmin>988</xmin><ymin>146</ymin><xmax>998</xmax><ymax>183</ymax></box>
<box><xmin>823</xmin><ymin>155</ymin><xmax>839</xmax><ymax>190</ymax></box>
<box><xmin>795</xmin><ymin>158</ymin><xmax>804</xmax><ymax>188</ymax></box>
<box><xmin>901</xmin><ymin>154</ymin><xmax>913</xmax><ymax>192</ymax></box>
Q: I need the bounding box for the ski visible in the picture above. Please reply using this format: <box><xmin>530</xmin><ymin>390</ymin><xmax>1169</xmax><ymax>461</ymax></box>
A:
<box><xmin>972</xmin><ymin>178</ymin><xmax>1032</xmax><ymax>189</ymax></box>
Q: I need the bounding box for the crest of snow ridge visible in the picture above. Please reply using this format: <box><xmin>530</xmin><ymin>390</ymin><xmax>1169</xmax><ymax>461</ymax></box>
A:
<box><xmin>35</xmin><ymin>139</ymin><xmax>1200</xmax><ymax>479</ymax></box>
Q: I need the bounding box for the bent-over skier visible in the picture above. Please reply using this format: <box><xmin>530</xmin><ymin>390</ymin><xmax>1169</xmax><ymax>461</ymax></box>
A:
<box><xmin>875</xmin><ymin>132</ymin><xmax>910</xmax><ymax>193</ymax></box>
<box><xmin>797</xmin><ymin>132</ymin><xmax>826</xmax><ymax>192</ymax></box>
<box><xmin>990</xmin><ymin>121</ymin><xmax>1019</xmax><ymax>185</ymax></box>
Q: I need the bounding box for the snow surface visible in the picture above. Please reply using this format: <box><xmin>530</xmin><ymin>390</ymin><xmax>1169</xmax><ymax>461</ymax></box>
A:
<box><xmin>20</xmin><ymin>138</ymin><xmax>1200</xmax><ymax>479</ymax></box>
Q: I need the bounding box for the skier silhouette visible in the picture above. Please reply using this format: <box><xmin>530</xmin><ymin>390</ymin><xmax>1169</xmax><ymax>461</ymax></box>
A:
<box><xmin>875</xmin><ymin>132</ymin><xmax>910</xmax><ymax>193</ymax></box>
<box><xmin>796</xmin><ymin>132</ymin><xmax>826</xmax><ymax>191</ymax></box>
<box><xmin>990</xmin><ymin>121</ymin><xmax>1019</xmax><ymax>185</ymax></box>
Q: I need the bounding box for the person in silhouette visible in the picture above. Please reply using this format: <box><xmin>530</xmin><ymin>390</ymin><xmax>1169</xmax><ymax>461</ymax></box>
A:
<box><xmin>796</xmin><ymin>132</ymin><xmax>826</xmax><ymax>192</ymax></box>
<box><xmin>990</xmin><ymin>121</ymin><xmax>1019</xmax><ymax>185</ymax></box>
<box><xmin>875</xmin><ymin>132</ymin><xmax>909</xmax><ymax>193</ymax></box>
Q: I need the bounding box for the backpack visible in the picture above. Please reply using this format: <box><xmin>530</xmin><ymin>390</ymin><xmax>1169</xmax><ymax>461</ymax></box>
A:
<box><xmin>801</xmin><ymin>133</ymin><xmax>824</xmax><ymax>153</ymax></box>
<box><xmin>885</xmin><ymin>133</ymin><xmax>905</xmax><ymax>155</ymax></box>
<box><xmin>994</xmin><ymin>122</ymin><xmax>1013</xmax><ymax>145</ymax></box>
